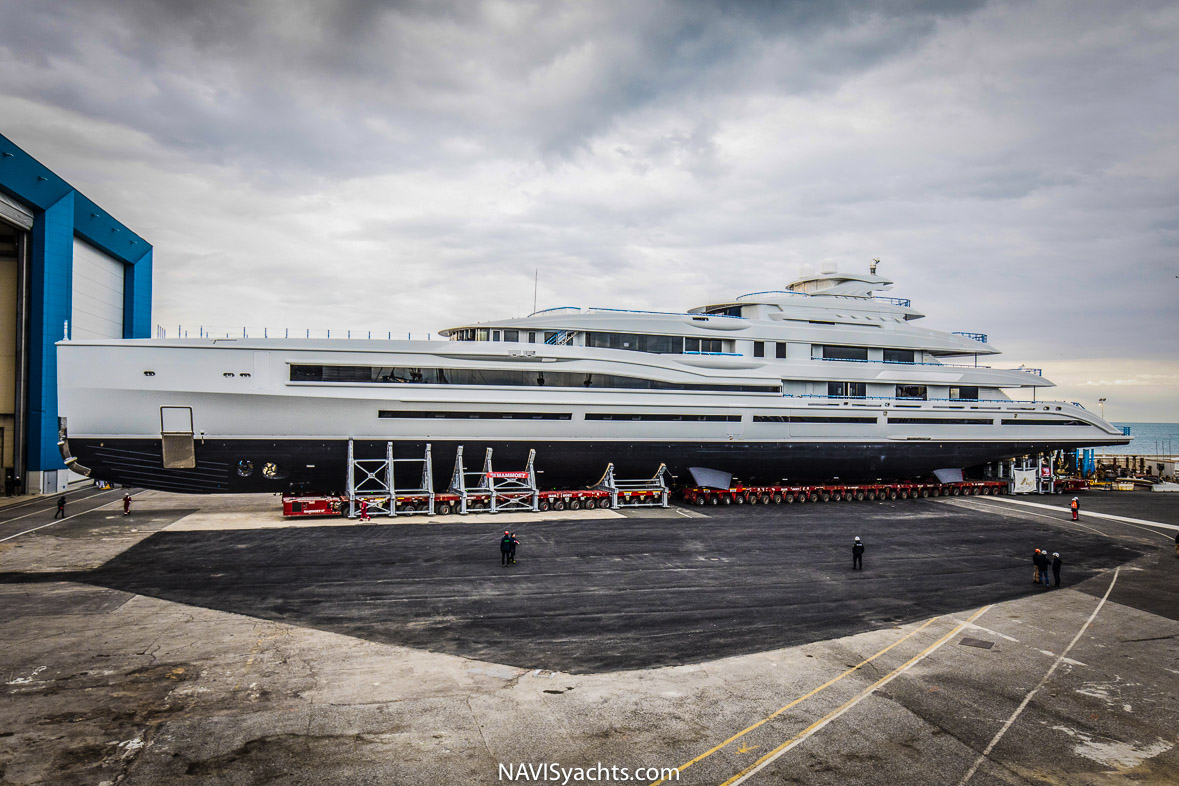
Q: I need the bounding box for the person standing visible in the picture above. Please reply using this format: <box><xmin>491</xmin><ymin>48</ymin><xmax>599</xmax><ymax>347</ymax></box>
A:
<box><xmin>122</xmin><ymin>493</ymin><xmax>132</xmax><ymax>516</ymax></box>
<box><xmin>1032</xmin><ymin>548</ymin><xmax>1042</xmax><ymax>584</ymax></box>
<box><xmin>54</xmin><ymin>495</ymin><xmax>66</xmax><ymax>519</ymax></box>
<box><xmin>358</xmin><ymin>497</ymin><xmax>371</xmax><ymax>522</ymax></box>
<box><xmin>852</xmin><ymin>536</ymin><xmax>864</xmax><ymax>571</ymax></box>
<box><xmin>1051</xmin><ymin>552</ymin><xmax>1063</xmax><ymax>587</ymax></box>
<box><xmin>1038</xmin><ymin>548</ymin><xmax>1050</xmax><ymax>587</ymax></box>
<box><xmin>509</xmin><ymin>532</ymin><xmax>520</xmax><ymax>565</ymax></box>
<box><xmin>1070</xmin><ymin>496</ymin><xmax>1079</xmax><ymax>521</ymax></box>
<box><xmin>500</xmin><ymin>530</ymin><xmax>513</xmax><ymax>567</ymax></box>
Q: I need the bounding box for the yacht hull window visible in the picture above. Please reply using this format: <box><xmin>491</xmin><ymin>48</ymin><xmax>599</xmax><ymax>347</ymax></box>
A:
<box><xmin>291</xmin><ymin>365</ymin><xmax>778</xmax><ymax>393</ymax></box>
<box><xmin>585</xmin><ymin>332</ymin><xmax>682</xmax><ymax>353</ymax></box>
<box><xmin>821</xmin><ymin>346</ymin><xmax>869</xmax><ymax>361</ymax></box>
<box><xmin>950</xmin><ymin>386</ymin><xmax>979</xmax><ymax>400</ymax></box>
<box><xmin>884</xmin><ymin>349</ymin><xmax>915</xmax><ymax>363</ymax></box>
<box><xmin>895</xmin><ymin>385</ymin><xmax>927</xmax><ymax>400</ymax></box>
<box><xmin>827</xmin><ymin>382</ymin><xmax>867</xmax><ymax>397</ymax></box>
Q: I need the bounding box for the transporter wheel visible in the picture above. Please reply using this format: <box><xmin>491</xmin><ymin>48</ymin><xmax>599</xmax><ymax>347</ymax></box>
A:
<box><xmin>817</xmin><ymin>491</ymin><xmax>829</xmax><ymax>502</ymax></box>
<box><xmin>759</xmin><ymin>493</ymin><xmax>771</xmax><ymax>504</ymax></box>
<box><xmin>855</xmin><ymin>491</ymin><xmax>865</xmax><ymax>501</ymax></box>
<box><xmin>921</xmin><ymin>488</ymin><xmax>930</xmax><ymax>498</ymax></box>
<box><xmin>747</xmin><ymin>493</ymin><xmax>758</xmax><ymax>505</ymax></box>
<box><xmin>709</xmin><ymin>494</ymin><xmax>719</xmax><ymax>506</ymax></box>
<box><xmin>735</xmin><ymin>493</ymin><xmax>747</xmax><ymax>505</ymax></box>
<box><xmin>695</xmin><ymin>495</ymin><xmax>706</xmax><ymax>506</ymax></box>
<box><xmin>538</xmin><ymin>499</ymin><xmax>551</xmax><ymax>512</ymax></box>
<box><xmin>568</xmin><ymin>499</ymin><xmax>581</xmax><ymax>511</ymax></box>
<box><xmin>583</xmin><ymin>498</ymin><xmax>597</xmax><ymax>510</ymax></box>
<box><xmin>719</xmin><ymin>495</ymin><xmax>731</xmax><ymax>505</ymax></box>
<box><xmin>772</xmin><ymin>492</ymin><xmax>783</xmax><ymax>504</ymax></box>
<box><xmin>999</xmin><ymin>485</ymin><xmax>1008</xmax><ymax>494</ymax></box>
<box><xmin>797</xmin><ymin>492</ymin><xmax>808</xmax><ymax>503</ymax></box>
<box><xmin>887</xmin><ymin>489</ymin><xmax>898</xmax><ymax>500</ymax></box>
<box><xmin>552</xmin><ymin>499</ymin><xmax>566</xmax><ymax>511</ymax></box>
<box><xmin>829</xmin><ymin>491</ymin><xmax>841</xmax><ymax>502</ymax></box>
<box><xmin>437</xmin><ymin>502</ymin><xmax>452</xmax><ymax>515</ymax></box>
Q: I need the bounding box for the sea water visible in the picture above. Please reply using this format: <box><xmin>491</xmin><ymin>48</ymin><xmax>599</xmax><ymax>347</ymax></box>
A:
<box><xmin>1105</xmin><ymin>423</ymin><xmax>1179</xmax><ymax>457</ymax></box>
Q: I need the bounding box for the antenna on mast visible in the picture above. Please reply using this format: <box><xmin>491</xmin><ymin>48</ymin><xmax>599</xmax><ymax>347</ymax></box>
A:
<box><xmin>533</xmin><ymin>268</ymin><xmax>538</xmax><ymax>313</ymax></box>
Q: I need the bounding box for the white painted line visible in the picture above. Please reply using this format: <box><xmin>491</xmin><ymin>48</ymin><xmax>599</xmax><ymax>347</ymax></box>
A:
<box><xmin>956</xmin><ymin>567</ymin><xmax>1121</xmax><ymax>786</ymax></box>
<box><xmin>942</xmin><ymin>498</ymin><xmax>1173</xmax><ymax>543</ymax></box>
<box><xmin>0</xmin><ymin>492</ymin><xmax>140</xmax><ymax>542</ymax></box>
<box><xmin>982</xmin><ymin>497</ymin><xmax>1178</xmax><ymax>533</ymax></box>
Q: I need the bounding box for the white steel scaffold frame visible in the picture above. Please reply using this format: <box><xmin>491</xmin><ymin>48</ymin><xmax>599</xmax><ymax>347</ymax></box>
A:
<box><xmin>346</xmin><ymin>440</ymin><xmax>435</xmax><ymax>517</ymax></box>
<box><xmin>594</xmin><ymin>463</ymin><xmax>671</xmax><ymax>508</ymax></box>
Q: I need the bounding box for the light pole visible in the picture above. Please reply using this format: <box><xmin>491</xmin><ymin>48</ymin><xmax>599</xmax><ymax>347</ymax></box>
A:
<box><xmin>1098</xmin><ymin>397</ymin><xmax>1107</xmax><ymax>419</ymax></box>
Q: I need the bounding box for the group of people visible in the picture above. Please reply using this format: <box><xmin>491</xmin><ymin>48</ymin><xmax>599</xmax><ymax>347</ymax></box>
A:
<box><xmin>500</xmin><ymin>530</ymin><xmax>520</xmax><ymax>566</ymax></box>
<box><xmin>1032</xmin><ymin>548</ymin><xmax>1063</xmax><ymax>587</ymax></box>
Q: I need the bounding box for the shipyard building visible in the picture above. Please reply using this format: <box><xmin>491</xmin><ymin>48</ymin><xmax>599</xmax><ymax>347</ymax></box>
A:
<box><xmin>0</xmin><ymin>132</ymin><xmax>152</xmax><ymax>495</ymax></box>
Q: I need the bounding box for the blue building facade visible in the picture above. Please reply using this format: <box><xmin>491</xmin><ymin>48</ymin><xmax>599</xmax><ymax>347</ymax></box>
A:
<box><xmin>0</xmin><ymin>132</ymin><xmax>152</xmax><ymax>494</ymax></box>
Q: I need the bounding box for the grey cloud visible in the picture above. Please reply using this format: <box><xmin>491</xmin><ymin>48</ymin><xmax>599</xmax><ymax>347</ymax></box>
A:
<box><xmin>1</xmin><ymin>0</ymin><xmax>987</xmax><ymax>176</ymax></box>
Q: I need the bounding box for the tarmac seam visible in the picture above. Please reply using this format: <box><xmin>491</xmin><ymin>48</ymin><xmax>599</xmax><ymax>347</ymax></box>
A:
<box><xmin>955</xmin><ymin>567</ymin><xmax>1121</xmax><ymax>786</ymax></box>
<box><xmin>718</xmin><ymin>605</ymin><xmax>993</xmax><ymax>786</ymax></box>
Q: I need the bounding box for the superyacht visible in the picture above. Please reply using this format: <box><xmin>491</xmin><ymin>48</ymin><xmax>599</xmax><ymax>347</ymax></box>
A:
<box><xmin>57</xmin><ymin>264</ymin><xmax>1130</xmax><ymax>493</ymax></box>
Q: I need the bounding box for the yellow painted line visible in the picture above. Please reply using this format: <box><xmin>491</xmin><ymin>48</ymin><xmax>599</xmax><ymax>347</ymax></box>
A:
<box><xmin>648</xmin><ymin>615</ymin><xmax>942</xmax><ymax>786</ymax></box>
<box><xmin>720</xmin><ymin>605</ymin><xmax>993</xmax><ymax>786</ymax></box>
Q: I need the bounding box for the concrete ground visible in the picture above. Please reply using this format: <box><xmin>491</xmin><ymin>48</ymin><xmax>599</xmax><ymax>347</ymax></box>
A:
<box><xmin>1</xmin><ymin>488</ymin><xmax>1176</xmax><ymax>785</ymax></box>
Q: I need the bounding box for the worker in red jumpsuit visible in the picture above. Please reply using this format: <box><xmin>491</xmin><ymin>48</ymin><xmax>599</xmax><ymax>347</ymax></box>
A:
<box><xmin>1070</xmin><ymin>496</ymin><xmax>1079</xmax><ymax>521</ymax></box>
<box><xmin>122</xmin><ymin>493</ymin><xmax>132</xmax><ymax>516</ymax></box>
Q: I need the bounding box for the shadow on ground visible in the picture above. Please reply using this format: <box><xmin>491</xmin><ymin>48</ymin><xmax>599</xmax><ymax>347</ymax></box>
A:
<box><xmin>2</xmin><ymin>501</ymin><xmax>1149</xmax><ymax>673</ymax></box>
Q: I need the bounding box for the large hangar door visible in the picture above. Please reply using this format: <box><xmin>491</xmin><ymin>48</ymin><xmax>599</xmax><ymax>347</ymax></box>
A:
<box><xmin>0</xmin><ymin>192</ymin><xmax>33</xmax><ymax>496</ymax></box>
<box><xmin>71</xmin><ymin>238</ymin><xmax>125</xmax><ymax>339</ymax></box>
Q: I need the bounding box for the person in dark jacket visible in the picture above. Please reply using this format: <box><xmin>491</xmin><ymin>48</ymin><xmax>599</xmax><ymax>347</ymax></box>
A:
<box><xmin>500</xmin><ymin>530</ymin><xmax>513</xmax><ymax>567</ymax></box>
<box><xmin>1032</xmin><ymin>548</ymin><xmax>1042</xmax><ymax>584</ymax></box>
<box><xmin>852</xmin><ymin>536</ymin><xmax>864</xmax><ymax>570</ymax></box>
<box><xmin>1036</xmin><ymin>548</ymin><xmax>1050</xmax><ymax>587</ymax></box>
<box><xmin>509</xmin><ymin>532</ymin><xmax>519</xmax><ymax>564</ymax></box>
<box><xmin>54</xmin><ymin>495</ymin><xmax>66</xmax><ymax>519</ymax></box>
<box><xmin>1051</xmin><ymin>552</ymin><xmax>1063</xmax><ymax>587</ymax></box>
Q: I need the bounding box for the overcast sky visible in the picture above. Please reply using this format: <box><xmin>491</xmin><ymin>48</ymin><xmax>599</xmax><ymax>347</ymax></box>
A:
<box><xmin>2</xmin><ymin>0</ymin><xmax>1176</xmax><ymax>421</ymax></box>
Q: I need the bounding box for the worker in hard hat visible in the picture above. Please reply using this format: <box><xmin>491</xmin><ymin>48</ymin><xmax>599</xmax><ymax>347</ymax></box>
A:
<box><xmin>500</xmin><ymin>530</ymin><xmax>513</xmax><ymax>567</ymax></box>
<box><xmin>1032</xmin><ymin>548</ymin><xmax>1042</xmax><ymax>585</ymax></box>
<box><xmin>1070</xmin><ymin>496</ymin><xmax>1079</xmax><ymax>521</ymax></box>
<box><xmin>1051</xmin><ymin>553</ymin><xmax>1063</xmax><ymax>587</ymax></box>
<box><xmin>852</xmin><ymin>536</ymin><xmax>864</xmax><ymax>571</ymax></box>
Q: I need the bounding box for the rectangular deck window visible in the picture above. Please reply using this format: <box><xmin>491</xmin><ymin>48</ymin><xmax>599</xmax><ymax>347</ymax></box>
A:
<box><xmin>379</xmin><ymin>411</ymin><xmax>572</xmax><ymax>420</ymax></box>
<box><xmin>586</xmin><ymin>413</ymin><xmax>741</xmax><ymax>422</ymax></box>
<box><xmin>827</xmin><ymin>382</ymin><xmax>867</xmax><ymax>397</ymax></box>
<box><xmin>883</xmin><ymin>349</ymin><xmax>915</xmax><ymax>363</ymax></box>
<box><xmin>776</xmin><ymin>342</ymin><xmax>786</xmax><ymax>359</ymax></box>
<box><xmin>753</xmin><ymin>341</ymin><xmax>764</xmax><ymax>358</ymax></box>
<box><xmin>895</xmin><ymin>385</ymin><xmax>927</xmax><ymax>400</ymax></box>
<box><xmin>753</xmin><ymin>415</ymin><xmax>877</xmax><ymax>424</ymax></box>
<box><xmin>950</xmin><ymin>386</ymin><xmax>979</xmax><ymax>400</ymax></box>
<box><xmin>821</xmin><ymin>345</ymin><xmax>869</xmax><ymax>361</ymax></box>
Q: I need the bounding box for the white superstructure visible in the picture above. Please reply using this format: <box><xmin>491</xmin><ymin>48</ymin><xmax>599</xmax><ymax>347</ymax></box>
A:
<box><xmin>57</xmin><ymin>267</ymin><xmax>1129</xmax><ymax>494</ymax></box>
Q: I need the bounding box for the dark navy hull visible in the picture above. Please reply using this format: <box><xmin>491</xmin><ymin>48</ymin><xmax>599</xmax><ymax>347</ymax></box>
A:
<box><xmin>67</xmin><ymin>437</ymin><xmax>1094</xmax><ymax>495</ymax></box>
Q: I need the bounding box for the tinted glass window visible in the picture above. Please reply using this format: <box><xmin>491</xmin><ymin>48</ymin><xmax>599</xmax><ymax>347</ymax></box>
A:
<box><xmin>822</xmin><ymin>346</ymin><xmax>869</xmax><ymax>361</ymax></box>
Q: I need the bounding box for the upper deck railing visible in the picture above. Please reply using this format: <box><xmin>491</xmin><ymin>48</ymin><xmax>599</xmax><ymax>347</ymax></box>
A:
<box><xmin>527</xmin><ymin>306</ymin><xmax>745</xmax><ymax>319</ymax></box>
<box><xmin>951</xmin><ymin>331</ymin><xmax>988</xmax><ymax>343</ymax></box>
<box><xmin>154</xmin><ymin>325</ymin><xmax>437</xmax><ymax>341</ymax></box>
